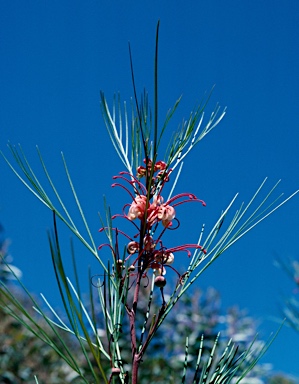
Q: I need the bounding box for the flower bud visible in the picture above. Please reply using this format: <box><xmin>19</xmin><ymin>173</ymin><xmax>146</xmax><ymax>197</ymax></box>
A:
<box><xmin>127</xmin><ymin>241</ymin><xmax>139</xmax><ymax>254</ymax></box>
<box><xmin>137</xmin><ymin>166</ymin><xmax>146</xmax><ymax>177</ymax></box>
<box><xmin>115</xmin><ymin>259</ymin><xmax>125</xmax><ymax>275</ymax></box>
<box><xmin>154</xmin><ymin>275</ymin><xmax>166</xmax><ymax>287</ymax></box>
<box><xmin>154</xmin><ymin>160</ymin><xmax>167</xmax><ymax>171</ymax></box>
<box><xmin>128</xmin><ymin>265</ymin><xmax>136</xmax><ymax>272</ymax></box>
<box><xmin>164</xmin><ymin>252</ymin><xmax>174</xmax><ymax>265</ymax></box>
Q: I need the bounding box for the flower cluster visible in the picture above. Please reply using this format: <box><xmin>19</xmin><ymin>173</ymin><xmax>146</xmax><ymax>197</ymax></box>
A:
<box><xmin>100</xmin><ymin>159</ymin><xmax>206</xmax><ymax>287</ymax></box>
<box><xmin>136</xmin><ymin>159</ymin><xmax>167</xmax><ymax>179</ymax></box>
<box><xmin>128</xmin><ymin>195</ymin><xmax>175</xmax><ymax>228</ymax></box>
<box><xmin>125</xmin><ymin>233</ymin><xmax>206</xmax><ymax>285</ymax></box>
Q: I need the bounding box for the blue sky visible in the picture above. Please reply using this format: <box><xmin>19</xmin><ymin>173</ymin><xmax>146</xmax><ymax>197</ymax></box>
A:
<box><xmin>1</xmin><ymin>0</ymin><xmax>299</xmax><ymax>379</ymax></box>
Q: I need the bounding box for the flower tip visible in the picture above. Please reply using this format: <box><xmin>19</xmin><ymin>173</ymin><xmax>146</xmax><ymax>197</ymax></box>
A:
<box><xmin>198</xmin><ymin>245</ymin><xmax>207</xmax><ymax>254</ymax></box>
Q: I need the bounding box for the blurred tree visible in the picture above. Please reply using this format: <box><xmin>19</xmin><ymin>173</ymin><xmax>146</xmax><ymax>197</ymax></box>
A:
<box><xmin>267</xmin><ymin>375</ymin><xmax>296</xmax><ymax>384</ymax></box>
<box><xmin>101</xmin><ymin>285</ymin><xmax>272</xmax><ymax>384</ymax></box>
<box><xmin>0</xmin><ymin>224</ymin><xmax>79</xmax><ymax>383</ymax></box>
<box><xmin>0</xmin><ymin>225</ymin><xmax>296</xmax><ymax>383</ymax></box>
<box><xmin>276</xmin><ymin>257</ymin><xmax>299</xmax><ymax>333</ymax></box>
<box><xmin>0</xmin><ymin>224</ymin><xmax>22</xmax><ymax>284</ymax></box>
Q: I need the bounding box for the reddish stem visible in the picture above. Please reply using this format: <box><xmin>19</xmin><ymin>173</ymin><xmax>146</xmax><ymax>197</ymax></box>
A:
<box><xmin>128</xmin><ymin>255</ymin><xmax>144</xmax><ymax>384</ymax></box>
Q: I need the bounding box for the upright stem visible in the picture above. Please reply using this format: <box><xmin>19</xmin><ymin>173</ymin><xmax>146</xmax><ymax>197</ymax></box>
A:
<box><xmin>129</xmin><ymin>261</ymin><xmax>143</xmax><ymax>384</ymax></box>
<box><xmin>132</xmin><ymin>353</ymin><xmax>140</xmax><ymax>384</ymax></box>
<box><xmin>130</xmin><ymin>23</ymin><xmax>161</xmax><ymax>382</ymax></box>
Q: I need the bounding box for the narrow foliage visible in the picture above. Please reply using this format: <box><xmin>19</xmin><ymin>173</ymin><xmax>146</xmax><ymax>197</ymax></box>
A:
<box><xmin>1</xmin><ymin>21</ymin><xmax>298</xmax><ymax>384</ymax></box>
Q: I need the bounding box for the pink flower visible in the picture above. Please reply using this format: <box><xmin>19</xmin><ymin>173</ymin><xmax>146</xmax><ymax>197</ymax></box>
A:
<box><xmin>143</xmin><ymin>235</ymin><xmax>156</xmax><ymax>251</ymax></box>
<box><xmin>127</xmin><ymin>195</ymin><xmax>147</xmax><ymax>220</ymax></box>
<box><xmin>137</xmin><ymin>166</ymin><xmax>146</xmax><ymax>178</ymax></box>
<box><xmin>113</xmin><ymin>171</ymin><xmax>205</xmax><ymax>234</ymax></box>
<box><xmin>154</xmin><ymin>160</ymin><xmax>167</xmax><ymax>171</ymax></box>
<box><xmin>137</xmin><ymin>159</ymin><xmax>167</xmax><ymax>178</ymax></box>
<box><xmin>143</xmin><ymin>196</ymin><xmax>176</xmax><ymax>227</ymax></box>
<box><xmin>155</xmin><ymin>251</ymin><xmax>175</xmax><ymax>265</ymax></box>
<box><xmin>157</xmin><ymin>204</ymin><xmax>176</xmax><ymax>227</ymax></box>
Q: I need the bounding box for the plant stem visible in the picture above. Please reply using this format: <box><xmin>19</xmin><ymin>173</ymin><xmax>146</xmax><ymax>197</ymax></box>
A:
<box><xmin>127</xmin><ymin>262</ymin><xmax>143</xmax><ymax>384</ymax></box>
<box><xmin>132</xmin><ymin>352</ymin><xmax>141</xmax><ymax>384</ymax></box>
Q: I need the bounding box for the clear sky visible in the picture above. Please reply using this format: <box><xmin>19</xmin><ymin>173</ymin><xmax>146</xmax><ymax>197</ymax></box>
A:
<box><xmin>1</xmin><ymin>0</ymin><xmax>299</xmax><ymax>379</ymax></box>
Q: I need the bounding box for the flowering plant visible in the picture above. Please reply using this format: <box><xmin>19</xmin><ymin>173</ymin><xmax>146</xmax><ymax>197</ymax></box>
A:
<box><xmin>0</xmin><ymin>22</ymin><xmax>298</xmax><ymax>383</ymax></box>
